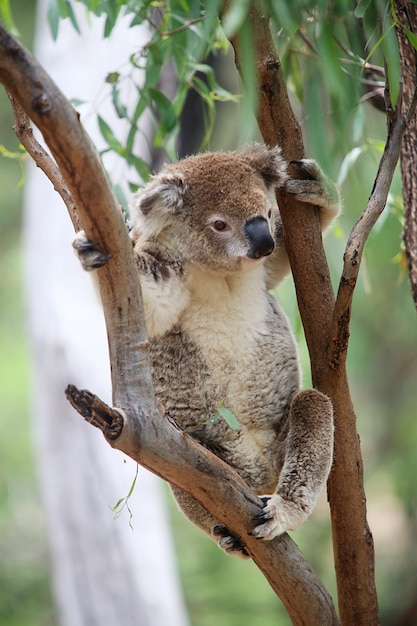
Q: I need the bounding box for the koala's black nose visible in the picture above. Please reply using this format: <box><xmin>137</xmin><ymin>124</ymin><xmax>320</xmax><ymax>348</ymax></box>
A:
<box><xmin>244</xmin><ymin>217</ymin><xmax>275</xmax><ymax>259</ymax></box>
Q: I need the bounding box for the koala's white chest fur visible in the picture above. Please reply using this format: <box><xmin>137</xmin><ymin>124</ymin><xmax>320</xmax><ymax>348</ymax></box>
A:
<box><xmin>182</xmin><ymin>264</ymin><xmax>269</xmax><ymax>375</ymax></box>
<box><xmin>147</xmin><ymin>261</ymin><xmax>301</xmax><ymax>491</ymax></box>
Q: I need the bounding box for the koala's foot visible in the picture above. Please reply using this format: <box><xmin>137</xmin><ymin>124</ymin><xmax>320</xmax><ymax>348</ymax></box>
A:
<box><xmin>250</xmin><ymin>389</ymin><xmax>334</xmax><ymax>541</ymax></box>
<box><xmin>72</xmin><ymin>231</ymin><xmax>112</xmax><ymax>271</ymax></box>
<box><xmin>249</xmin><ymin>494</ymin><xmax>308</xmax><ymax>540</ymax></box>
<box><xmin>212</xmin><ymin>524</ymin><xmax>249</xmax><ymax>558</ymax></box>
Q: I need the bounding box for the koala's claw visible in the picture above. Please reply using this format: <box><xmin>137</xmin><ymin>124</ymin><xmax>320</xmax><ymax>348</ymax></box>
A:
<box><xmin>248</xmin><ymin>493</ymin><xmax>307</xmax><ymax>541</ymax></box>
<box><xmin>249</xmin><ymin>506</ymin><xmax>275</xmax><ymax>539</ymax></box>
<box><xmin>284</xmin><ymin>158</ymin><xmax>341</xmax><ymax>216</ymax></box>
<box><xmin>250</xmin><ymin>496</ymin><xmax>272</xmax><ymax>527</ymax></box>
<box><xmin>73</xmin><ymin>231</ymin><xmax>112</xmax><ymax>271</ymax></box>
<box><xmin>212</xmin><ymin>524</ymin><xmax>249</xmax><ymax>558</ymax></box>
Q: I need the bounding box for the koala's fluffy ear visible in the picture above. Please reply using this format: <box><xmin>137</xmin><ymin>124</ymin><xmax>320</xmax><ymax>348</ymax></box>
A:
<box><xmin>137</xmin><ymin>173</ymin><xmax>185</xmax><ymax>216</ymax></box>
<box><xmin>246</xmin><ymin>144</ymin><xmax>288</xmax><ymax>189</ymax></box>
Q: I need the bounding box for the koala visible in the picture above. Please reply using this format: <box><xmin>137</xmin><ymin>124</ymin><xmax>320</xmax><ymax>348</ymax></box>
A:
<box><xmin>74</xmin><ymin>144</ymin><xmax>340</xmax><ymax>557</ymax></box>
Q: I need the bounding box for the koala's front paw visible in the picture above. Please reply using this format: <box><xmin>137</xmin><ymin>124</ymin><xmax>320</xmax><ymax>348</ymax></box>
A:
<box><xmin>285</xmin><ymin>158</ymin><xmax>340</xmax><ymax>216</ymax></box>
<box><xmin>248</xmin><ymin>494</ymin><xmax>306</xmax><ymax>541</ymax></box>
<box><xmin>72</xmin><ymin>231</ymin><xmax>112</xmax><ymax>271</ymax></box>
<box><xmin>212</xmin><ymin>524</ymin><xmax>249</xmax><ymax>558</ymax></box>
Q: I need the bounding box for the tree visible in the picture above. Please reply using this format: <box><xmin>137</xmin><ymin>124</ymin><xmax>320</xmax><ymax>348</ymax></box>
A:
<box><xmin>0</xmin><ymin>1</ymin><xmax>416</xmax><ymax>624</ymax></box>
<box><xmin>19</xmin><ymin>2</ymin><xmax>188</xmax><ymax>625</ymax></box>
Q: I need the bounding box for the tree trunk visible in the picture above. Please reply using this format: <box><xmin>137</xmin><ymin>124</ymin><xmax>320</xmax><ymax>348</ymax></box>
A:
<box><xmin>394</xmin><ymin>0</ymin><xmax>417</xmax><ymax>310</ymax></box>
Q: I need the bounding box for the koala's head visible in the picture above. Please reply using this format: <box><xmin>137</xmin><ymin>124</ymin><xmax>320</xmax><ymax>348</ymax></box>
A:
<box><xmin>131</xmin><ymin>144</ymin><xmax>287</xmax><ymax>274</ymax></box>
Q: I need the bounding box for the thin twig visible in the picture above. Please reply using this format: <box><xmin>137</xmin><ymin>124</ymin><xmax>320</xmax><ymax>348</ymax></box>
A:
<box><xmin>8</xmin><ymin>92</ymin><xmax>81</xmax><ymax>231</ymax></box>
<box><xmin>296</xmin><ymin>28</ymin><xmax>320</xmax><ymax>55</ymax></box>
<box><xmin>139</xmin><ymin>16</ymin><xmax>205</xmax><ymax>55</ymax></box>
<box><xmin>329</xmin><ymin>80</ymin><xmax>417</xmax><ymax>369</ymax></box>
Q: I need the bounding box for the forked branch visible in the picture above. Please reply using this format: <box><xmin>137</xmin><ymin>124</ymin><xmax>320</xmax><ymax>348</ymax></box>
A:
<box><xmin>0</xmin><ymin>20</ymin><xmax>338</xmax><ymax>625</ymax></box>
<box><xmin>222</xmin><ymin>3</ymin><xmax>381</xmax><ymax>624</ymax></box>
<box><xmin>329</xmin><ymin>104</ymin><xmax>410</xmax><ymax>369</ymax></box>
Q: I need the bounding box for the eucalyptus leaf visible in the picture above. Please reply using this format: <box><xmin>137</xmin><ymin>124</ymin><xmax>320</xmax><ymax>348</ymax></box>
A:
<box><xmin>216</xmin><ymin>407</ymin><xmax>239</xmax><ymax>430</ymax></box>
<box><xmin>403</xmin><ymin>25</ymin><xmax>417</xmax><ymax>51</ymax></box>
<box><xmin>97</xmin><ymin>115</ymin><xmax>123</xmax><ymax>151</ymax></box>
<box><xmin>354</xmin><ymin>0</ymin><xmax>371</xmax><ymax>19</ymax></box>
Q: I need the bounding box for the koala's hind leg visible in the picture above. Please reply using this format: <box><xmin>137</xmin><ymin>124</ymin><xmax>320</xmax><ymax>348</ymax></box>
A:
<box><xmin>250</xmin><ymin>389</ymin><xmax>334</xmax><ymax>540</ymax></box>
<box><xmin>170</xmin><ymin>485</ymin><xmax>249</xmax><ymax>557</ymax></box>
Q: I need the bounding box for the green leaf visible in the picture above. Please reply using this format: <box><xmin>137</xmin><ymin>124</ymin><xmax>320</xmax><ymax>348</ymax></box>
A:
<box><xmin>0</xmin><ymin>144</ymin><xmax>27</xmax><ymax>186</ymax></box>
<box><xmin>97</xmin><ymin>115</ymin><xmax>123</xmax><ymax>151</ymax></box>
<box><xmin>287</xmin><ymin>52</ymin><xmax>304</xmax><ymax>104</ymax></box>
<box><xmin>337</xmin><ymin>146</ymin><xmax>366</xmax><ymax>187</ymax></box>
<box><xmin>354</xmin><ymin>0</ymin><xmax>371</xmax><ymax>19</ymax></box>
<box><xmin>221</xmin><ymin>0</ymin><xmax>251</xmax><ymax>37</ymax></box>
<box><xmin>382</xmin><ymin>24</ymin><xmax>401</xmax><ymax>108</ymax></box>
<box><xmin>0</xmin><ymin>0</ymin><xmax>18</xmax><ymax>35</ymax></box>
<box><xmin>268</xmin><ymin>0</ymin><xmax>297</xmax><ymax>33</ymax></box>
<box><xmin>47</xmin><ymin>0</ymin><xmax>60</xmax><ymax>40</ymax></box>
<box><xmin>127</xmin><ymin>154</ymin><xmax>150</xmax><ymax>181</ymax></box>
<box><xmin>65</xmin><ymin>0</ymin><xmax>81</xmax><ymax>35</ymax></box>
<box><xmin>0</xmin><ymin>144</ymin><xmax>26</xmax><ymax>160</ymax></box>
<box><xmin>111</xmin><ymin>84</ymin><xmax>129</xmax><ymax>119</ymax></box>
<box><xmin>210</xmin><ymin>85</ymin><xmax>240</xmax><ymax>103</ymax></box>
<box><xmin>216</xmin><ymin>407</ymin><xmax>239</xmax><ymax>430</ymax></box>
<box><xmin>111</xmin><ymin>463</ymin><xmax>139</xmax><ymax>529</ymax></box>
<box><xmin>206</xmin><ymin>413</ymin><xmax>220</xmax><ymax>426</ymax></box>
<box><xmin>403</xmin><ymin>26</ymin><xmax>417</xmax><ymax>51</ymax></box>
<box><xmin>106</xmin><ymin>71</ymin><xmax>120</xmax><ymax>84</ymax></box>
<box><xmin>112</xmin><ymin>183</ymin><xmax>128</xmax><ymax>210</ymax></box>
<box><xmin>149</xmin><ymin>88</ymin><xmax>178</xmax><ymax>133</ymax></box>
<box><xmin>47</xmin><ymin>0</ymin><xmax>80</xmax><ymax>40</ymax></box>
<box><xmin>70</xmin><ymin>98</ymin><xmax>86</xmax><ymax>107</ymax></box>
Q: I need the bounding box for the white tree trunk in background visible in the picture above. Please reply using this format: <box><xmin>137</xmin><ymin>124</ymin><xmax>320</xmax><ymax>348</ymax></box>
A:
<box><xmin>23</xmin><ymin>2</ymin><xmax>188</xmax><ymax>625</ymax></box>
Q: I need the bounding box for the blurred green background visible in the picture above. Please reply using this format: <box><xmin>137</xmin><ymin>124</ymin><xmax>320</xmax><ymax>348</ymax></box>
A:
<box><xmin>1</xmin><ymin>2</ymin><xmax>416</xmax><ymax>625</ymax></box>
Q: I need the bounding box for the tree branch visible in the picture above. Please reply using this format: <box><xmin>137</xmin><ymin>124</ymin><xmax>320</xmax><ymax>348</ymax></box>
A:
<box><xmin>7</xmin><ymin>92</ymin><xmax>81</xmax><ymax>231</ymax></box>
<box><xmin>0</xmin><ymin>21</ymin><xmax>339</xmax><ymax>625</ymax></box>
<box><xmin>223</xmin><ymin>4</ymin><xmax>381</xmax><ymax>624</ymax></box>
<box><xmin>393</xmin><ymin>0</ymin><xmax>417</xmax><ymax>311</ymax></box>
<box><xmin>65</xmin><ymin>385</ymin><xmax>124</xmax><ymax>439</ymax></box>
<box><xmin>329</xmin><ymin>107</ymin><xmax>407</xmax><ymax>369</ymax></box>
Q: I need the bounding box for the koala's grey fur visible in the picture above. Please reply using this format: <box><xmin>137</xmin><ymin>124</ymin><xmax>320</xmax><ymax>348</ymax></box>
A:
<box><xmin>74</xmin><ymin>144</ymin><xmax>339</xmax><ymax>556</ymax></box>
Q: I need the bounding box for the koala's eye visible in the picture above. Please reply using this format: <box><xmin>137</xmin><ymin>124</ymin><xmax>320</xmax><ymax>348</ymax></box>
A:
<box><xmin>268</xmin><ymin>209</ymin><xmax>272</xmax><ymax>219</ymax></box>
<box><xmin>212</xmin><ymin>220</ymin><xmax>229</xmax><ymax>232</ymax></box>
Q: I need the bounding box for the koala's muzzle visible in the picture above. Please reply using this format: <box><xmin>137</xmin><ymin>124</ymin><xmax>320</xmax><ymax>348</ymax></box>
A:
<box><xmin>244</xmin><ymin>217</ymin><xmax>275</xmax><ymax>259</ymax></box>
